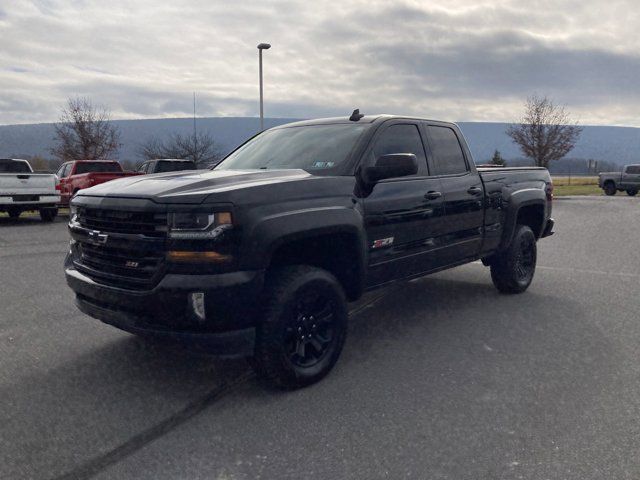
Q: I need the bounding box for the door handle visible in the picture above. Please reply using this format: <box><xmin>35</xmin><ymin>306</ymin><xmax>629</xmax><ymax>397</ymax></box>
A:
<box><xmin>467</xmin><ymin>186</ymin><xmax>482</xmax><ymax>195</ymax></box>
<box><xmin>424</xmin><ymin>191</ymin><xmax>442</xmax><ymax>200</ymax></box>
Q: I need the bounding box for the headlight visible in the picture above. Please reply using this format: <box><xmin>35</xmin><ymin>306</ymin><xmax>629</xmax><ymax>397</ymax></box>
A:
<box><xmin>69</xmin><ymin>204</ymin><xmax>79</xmax><ymax>226</ymax></box>
<box><xmin>168</xmin><ymin>211</ymin><xmax>232</xmax><ymax>239</ymax></box>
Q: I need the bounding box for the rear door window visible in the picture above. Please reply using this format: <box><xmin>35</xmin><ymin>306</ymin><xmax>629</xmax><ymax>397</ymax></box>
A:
<box><xmin>428</xmin><ymin>126</ymin><xmax>469</xmax><ymax>176</ymax></box>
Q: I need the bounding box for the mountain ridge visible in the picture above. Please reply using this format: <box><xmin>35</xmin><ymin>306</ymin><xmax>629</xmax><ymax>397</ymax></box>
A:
<box><xmin>1</xmin><ymin>116</ymin><xmax>638</xmax><ymax>169</ymax></box>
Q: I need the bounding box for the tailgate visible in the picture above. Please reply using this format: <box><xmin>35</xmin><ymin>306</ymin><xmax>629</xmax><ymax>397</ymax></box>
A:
<box><xmin>0</xmin><ymin>173</ymin><xmax>57</xmax><ymax>195</ymax></box>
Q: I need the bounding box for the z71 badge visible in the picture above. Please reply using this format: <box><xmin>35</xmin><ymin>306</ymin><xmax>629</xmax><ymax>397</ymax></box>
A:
<box><xmin>372</xmin><ymin>237</ymin><xmax>394</xmax><ymax>249</ymax></box>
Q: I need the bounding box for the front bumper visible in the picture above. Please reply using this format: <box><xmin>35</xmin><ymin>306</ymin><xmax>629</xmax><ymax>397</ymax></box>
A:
<box><xmin>65</xmin><ymin>256</ymin><xmax>264</xmax><ymax>358</ymax></box>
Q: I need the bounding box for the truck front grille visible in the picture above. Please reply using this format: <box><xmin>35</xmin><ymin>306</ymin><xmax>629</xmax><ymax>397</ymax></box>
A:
<box><xmin>73</xmin><ymin>207</ymin><xmax>167</xmax><ymax>290</ymax></box>
<box><xmin>76</xmin><ymin>207</ymin><xmax>167</xmax><ymax>237</ymax></box>
<box><xmin>74</xmin><ymin>243</ymin><xmax>165</xmax><ymax>291</ymax></box>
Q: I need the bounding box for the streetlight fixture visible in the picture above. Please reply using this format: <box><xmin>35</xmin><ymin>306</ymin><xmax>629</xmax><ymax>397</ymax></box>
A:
<box><xmin>257</xmin><ymin>43</ymin><xmax>271</xmax><ymax>132</ymax></box>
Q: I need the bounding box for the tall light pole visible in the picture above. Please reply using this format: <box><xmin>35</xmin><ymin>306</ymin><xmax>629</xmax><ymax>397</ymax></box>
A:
<box><xmin>257</xmin><ymin>43</ymin><xmax>271</xmax><ymax>132</ymax></box>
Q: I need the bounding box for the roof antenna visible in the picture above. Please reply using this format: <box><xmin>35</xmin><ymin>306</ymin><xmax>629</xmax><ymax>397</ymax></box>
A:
<box><xmin>349</xmin><ymin>109</ymin><xmax>364</xmax><ymax>121</ymax></box>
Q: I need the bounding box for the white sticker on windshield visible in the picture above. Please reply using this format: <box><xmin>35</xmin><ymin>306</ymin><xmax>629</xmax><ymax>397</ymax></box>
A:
<box><xmin>312</xmin><ymin>161</ymin><xmax>335</xmax><ymax>168</ymax></box>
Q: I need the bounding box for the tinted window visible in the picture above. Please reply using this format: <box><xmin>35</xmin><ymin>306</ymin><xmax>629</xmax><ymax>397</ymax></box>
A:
<box><xmin>372</xmin><ymin>124</ymin><xmax>426</xmax><ymax>173</ymax></box>
<box><xmin>0</xmin><ymin>159</ymin><xmax>31</xmax><ymax>173</ymax></box>
<box><xmin>216</xmin><ymin>124</ymin><xmax>367</xmax><ymax>174</ymax></box>
<box><xmin>75</xmin><ymin>162</ymin><xmax>121</xmax><ymax>174</ymax></box>
<box><xmin>428</xmin><ymin>126</ymin><xmax>468</xmax><ymax>175</ymax></box>
<box><xmin>626</xmin><ymin>166</ymin><xmax>640</xmax><ymax>174</ymax></box>
<box><xmin>156</xmin><ymin>161</ymin><xmax>196</xmax><ymax>173</ymax></box>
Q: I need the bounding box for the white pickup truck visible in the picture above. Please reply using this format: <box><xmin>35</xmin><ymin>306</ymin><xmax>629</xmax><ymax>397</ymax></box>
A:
<box><xmin>0</xmin><ymin>158</ymin><xmax>60</xmax><ymax>221</ymax></box>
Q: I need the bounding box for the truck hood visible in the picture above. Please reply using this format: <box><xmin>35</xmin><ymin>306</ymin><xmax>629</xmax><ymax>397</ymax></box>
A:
<box><xmin>75</xmin><ymin>169</ymin><xmax>315</xmax><ymax>204</ymax></box>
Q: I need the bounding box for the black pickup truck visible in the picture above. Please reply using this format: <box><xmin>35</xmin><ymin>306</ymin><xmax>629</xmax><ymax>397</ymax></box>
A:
<box><xmin>65</xmin><ymin>113</ymin><xmax>554</xmax><ymax>388</ymax></box>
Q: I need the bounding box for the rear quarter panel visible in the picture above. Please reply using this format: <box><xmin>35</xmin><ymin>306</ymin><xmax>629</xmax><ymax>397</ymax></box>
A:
<box><xmin>478</xmin><ymin>167</ymin><xmax>551</xmax><ymax>253</ymax></box>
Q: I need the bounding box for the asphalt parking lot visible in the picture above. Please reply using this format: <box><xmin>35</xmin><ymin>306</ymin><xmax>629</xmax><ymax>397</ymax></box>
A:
<box><xmin>2</xmin><ymin>196</ymin><xmax>640</xmax><ymax>480</ymax></box>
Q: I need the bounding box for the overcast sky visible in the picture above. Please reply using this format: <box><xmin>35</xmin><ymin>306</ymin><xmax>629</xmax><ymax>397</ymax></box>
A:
<box><xmin>1</xmin><ymin>0</ymin><xmax>640</xmax><ymax>126</ymax></box>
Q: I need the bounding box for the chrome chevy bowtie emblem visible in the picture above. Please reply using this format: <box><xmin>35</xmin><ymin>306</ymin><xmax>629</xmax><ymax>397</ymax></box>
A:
<box><xmin>87</xmin><ymin>230</ymin><xmax>108</xmax><ymax>246</ymax></box>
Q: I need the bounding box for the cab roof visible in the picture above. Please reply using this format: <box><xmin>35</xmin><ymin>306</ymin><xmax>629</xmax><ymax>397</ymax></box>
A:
<box><xmin>271</xmin><ymin>114</ymin><xmax>457</xmax><ymax>129</ymax></box>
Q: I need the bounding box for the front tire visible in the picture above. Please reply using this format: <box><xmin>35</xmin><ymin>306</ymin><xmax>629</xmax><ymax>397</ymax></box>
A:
<box><xmin>604</xmin><ymin>183</ymin><xmax>617</xmax><ymax>196</ymax></box>
<box><xmin>626</xmin><ymin>189</ymin><xmax>638</xmax><ymax>197</ymax></box>
<box><xmin>40</xmin><ymin>207</ymin><xmax>58</xmax><ymax>222</ymax></box>
<box><xmin>253</xmin><ymin>265</ymin><xmax>348</xmax><ymax>389</ymax></box>
<box><xmin>490</xmin><ymin>225</ymin><xmax>537</xmax><ymax>294</ymax></box>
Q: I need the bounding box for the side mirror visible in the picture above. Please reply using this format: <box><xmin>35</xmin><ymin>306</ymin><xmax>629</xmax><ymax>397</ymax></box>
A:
<box><xmin>362</xmin><ymin>153</ymin><xmax>418</xmax><ymax>184</ymax></box>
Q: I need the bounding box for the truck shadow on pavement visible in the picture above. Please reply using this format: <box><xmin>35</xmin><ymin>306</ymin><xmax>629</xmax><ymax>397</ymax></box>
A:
<box><xmin>2</xmin><ymin>272</ymin><xmax>622</xmax><ymax>480</ymax></box>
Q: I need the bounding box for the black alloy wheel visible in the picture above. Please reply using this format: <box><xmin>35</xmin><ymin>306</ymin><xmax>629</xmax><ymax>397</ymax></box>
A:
<box><xmin>284</xmin><ymin>289</ymin><xmax>336</xmax><ymax>368</ymax></box>
<box><xmin>490</xmin><ymin>224</ymin><xmax>537</xmax><ymax>294</ymax></box>
<box><xmin>514</xmin><ymin>234</ymin><xmax>536</xmax><ymax>284</ymax></box>
<box><xmin>253</xmin><ymin>265</ymin><xmax>348</xmax><ymax>389</ymax></box>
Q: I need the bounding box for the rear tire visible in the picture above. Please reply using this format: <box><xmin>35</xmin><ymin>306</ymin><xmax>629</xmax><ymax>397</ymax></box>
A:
<box><xmin>490</xmin><ymin>225</ymin><xmax>537</xmax><ymax>294</ymax></box>
<box><xmin>604</xmin><ymin>183</ymin><xmax>617</xmax><ymax>196</ymax></box>
<box><xmin>253</xmin><ymin>265</ymin><xmax>348</xmax><ymax>389</ymax></box>
<box><xmin>626</xmin><ymin>189</ymin><xmax>638</xmax><ymax>197</ymax></box>
<box><xmin>40</xmin><ymin>207</ymin><xmax>58</xmax><ymax>222</ymax></box>
<box><xmin>7</xmin><ymin>208</ymin><xmax>21</xmax><ymax>219</ymax></box>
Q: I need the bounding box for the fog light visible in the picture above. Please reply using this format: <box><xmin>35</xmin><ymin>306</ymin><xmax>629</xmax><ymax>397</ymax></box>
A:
<box><xmin>189</xmin><ymin>292</ymin><xmax>206</xmax><ymax>322</ymax></box>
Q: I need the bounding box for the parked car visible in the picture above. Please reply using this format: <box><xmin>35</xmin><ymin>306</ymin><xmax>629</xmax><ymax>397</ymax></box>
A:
<box><xmin>598</xmin><ymin>164</ymin><xmax>640</xmax><ymax>196</ymax></box>
<box><xmin>137</xmin><ymin>159</ymin><xmax>198</xmax><ymax>174</ymax></box>
<box><xmin>0</xmin><ymin>158</ymin><xmax>60</xmax><ymax>221</ymax></box>
<box><xmin>56</xmin><ymin>160</ymin><xmax>141</xmax><ymax>206</ymax></box>
<box><xmin>65</xmin><ymin>113</ymin><xmax>554</xmax><ymax>389</ymax></box>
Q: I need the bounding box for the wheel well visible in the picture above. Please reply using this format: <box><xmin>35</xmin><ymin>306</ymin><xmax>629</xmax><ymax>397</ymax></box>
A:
<box><xmin>604</xmin><ymin>180</ymin><xmax>615</xmax><ymax>186</ymax></box>
<box><xmin>516</xmin><ymin>204</ymin><xmax>545</xmax><ymax>238</ymax></box>
<box><xmin>267</xmin><ymin>233</ymin><xmax>363</xmax><ymax>301</ymax></box>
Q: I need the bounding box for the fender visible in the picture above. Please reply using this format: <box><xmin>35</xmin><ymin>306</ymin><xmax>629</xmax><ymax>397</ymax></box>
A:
<box><xmin>499</xmin><ymin>187</ymin><xmax>547</xmax><ymax>250</ymax></box>
<box><xmin>241</xmin><ymin>205</ymin><xmax>368</xmax><ymax>297</ymax></box>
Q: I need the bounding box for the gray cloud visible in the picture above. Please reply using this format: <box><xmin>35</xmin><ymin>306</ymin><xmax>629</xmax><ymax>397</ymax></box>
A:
<box><xmin>1</xmin><ymin>0</ymin><xmax>640</xmax><ymax>126</ymax></box>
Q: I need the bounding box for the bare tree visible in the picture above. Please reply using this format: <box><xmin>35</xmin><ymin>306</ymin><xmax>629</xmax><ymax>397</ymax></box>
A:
<box><xmin>139</xmin><ymin>132</ymin><xmax>223</xmax><ymax>167</ymax></box>
<box><xmin>507</xmin><ymin>95</ymin><xmax>583</xmax><ymax>168</ymax></box>
<box><xmin>51</xmin><ymin>97</ymin><xmax>120</xmax><ymax>161</ymax></box>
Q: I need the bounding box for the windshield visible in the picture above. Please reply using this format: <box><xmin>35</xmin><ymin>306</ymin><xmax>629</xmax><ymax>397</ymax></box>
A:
<box><xmin>75</xmin><ymin>162</ymin><xmax>121</xmax><ymax>174</ymax></box>
<box><xmin>0</xmin><ymin>159</ymin><xmax>31</xmax><ymax>173</ymax></box>
<box><xmin>215</xmin><ymin>124</ymin><xmax>367</xmax><ymax>174</ymax></box>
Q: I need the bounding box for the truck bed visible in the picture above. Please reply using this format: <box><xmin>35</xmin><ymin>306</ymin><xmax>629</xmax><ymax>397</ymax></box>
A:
<box><xmin>478</xmin><ymin>166</ymin><xmax>551</xmax><ymax>185</ymax></box>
